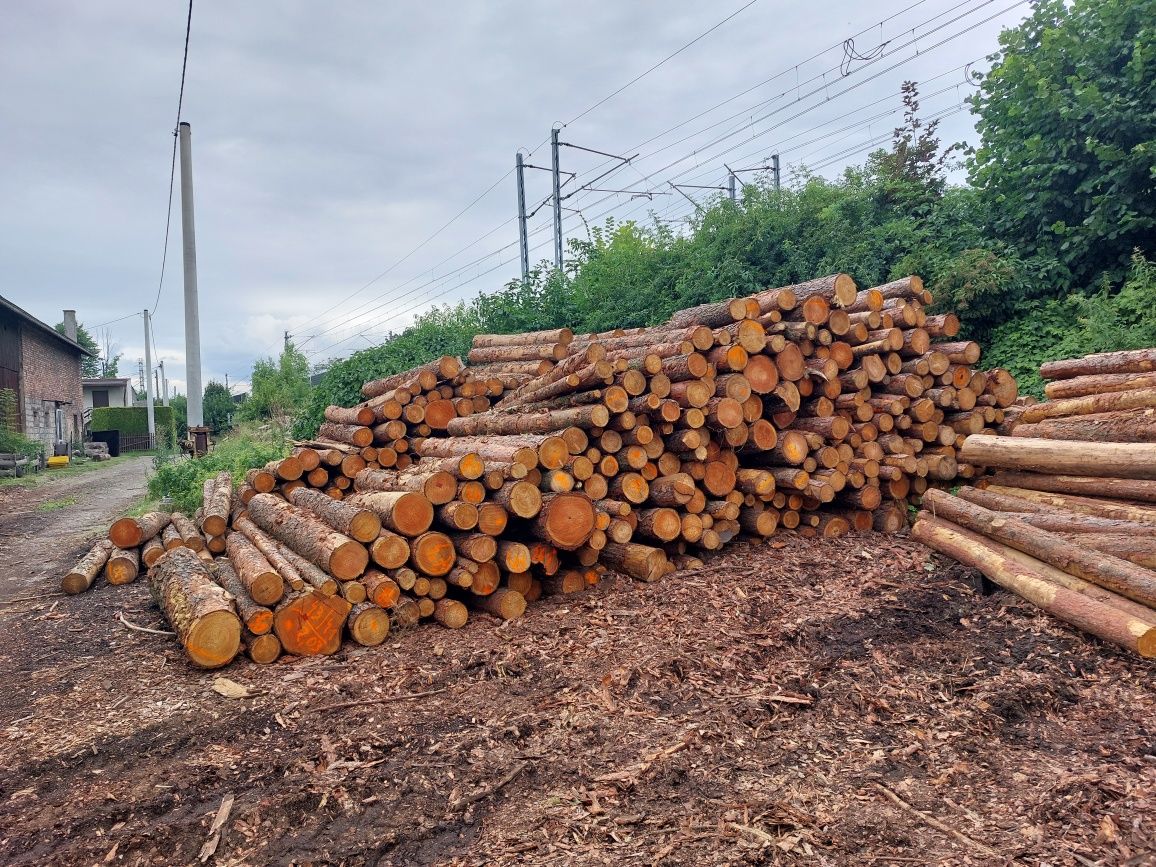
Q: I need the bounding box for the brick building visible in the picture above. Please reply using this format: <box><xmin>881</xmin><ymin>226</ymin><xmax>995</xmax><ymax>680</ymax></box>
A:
<box><xmin>0</xmin><ymin>295</ymin><xmax>93</xmax><ymax>450</ymax></box>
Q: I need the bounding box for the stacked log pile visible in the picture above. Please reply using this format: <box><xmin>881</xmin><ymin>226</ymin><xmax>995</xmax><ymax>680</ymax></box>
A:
<box><xmin>66</xmin><ymin>271</ymin><xmax>1015</xmax><ymax>669</ymax></box>
<box><xmin>914</xmin><ymin>348</ymin><xmax>1156</xmax><ymax>657</ymax></box>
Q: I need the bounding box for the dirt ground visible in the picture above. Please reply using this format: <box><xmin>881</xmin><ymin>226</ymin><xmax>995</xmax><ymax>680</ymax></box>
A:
<box><xmin>0</xmin><ymin>467</ymin><xmax>1153</xmax><ymax>866</ymax></box>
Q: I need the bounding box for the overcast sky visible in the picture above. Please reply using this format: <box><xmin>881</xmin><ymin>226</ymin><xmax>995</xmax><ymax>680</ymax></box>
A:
<box><xmin>0</xmin><ymin>0</ymin><xmax>1030</xmax><ymax>397</ymax></box>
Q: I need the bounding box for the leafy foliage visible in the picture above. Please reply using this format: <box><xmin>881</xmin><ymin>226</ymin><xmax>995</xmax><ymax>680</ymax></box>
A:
<box><xmin>969</xmin><ymin>0</ymin><xmax>1156</xmax><ymax>290</ymax></box>
<box><xmin>203</xmin><ymin>381</ymin><xmax>234</xmax><ymax>434</ymax></box>
<box><xmin>0</xmin><ymin>388</ymin><xmax>41</xmax><ymax>459</ymax></box>
<box><xmin>55</xmin><ymin>321</ymin><xmax>101</xmax><ymax>377</ymax></box>
<box><xmin>147</xmin><ymin>426</ymin><xmax>287</xmax><ymax>514</ymax></box>
<box><xmin>169</xmin><ymin>394</ymin><xmax>188</xmax><ymax>434</ymax></box>
<box><xmin>90</xmin><ymin>406</ymin><xmax>173</xmax><ymax>436</ymax></box>
<box><xmin>240</xmin><ymin>341</ymin><xmax>312</xmax><ymax>423</ymax></box>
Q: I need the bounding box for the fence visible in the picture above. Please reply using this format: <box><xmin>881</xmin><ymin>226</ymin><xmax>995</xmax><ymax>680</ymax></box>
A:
<box><xmin>120</xmin><ymin>435</ymin><xmax>154</xmax><ymax>453</ymax></box>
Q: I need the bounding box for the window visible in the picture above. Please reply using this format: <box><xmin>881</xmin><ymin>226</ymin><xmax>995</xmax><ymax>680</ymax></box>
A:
<box><xmin>91</xmin><ymin>389</ymin><xmax>110</xmax><ymax>408</ymax></box>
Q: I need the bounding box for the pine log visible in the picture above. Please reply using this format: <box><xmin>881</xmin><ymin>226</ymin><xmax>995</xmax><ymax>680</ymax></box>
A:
<box><xmin>959</xmin><ymin>434</ymin><xmax>1156</xmax><ymax>480</ymax></box>
<box><xmin>245</xmin><ymin>630</ymin><xmax>282</xmax><ymax>664</ymax></box>
<box><xmin>288</xmin><ymin>486</ymin><xmax>382</xmax><ymax>542</ymax></box>
<box><xmin>472</xmin><ymin>588</ymin><xmax>526</xmax><ymax>620</ymax></box>
<box><xmin>472</xmin><ymin>327</ymin><xmax>574</xmax><ymax>348</ymax></box>
<box><xmin>532</xmin><ymin>493</ymin><xmax>595</xmax><ymax>550</ymax></box>
<box><xmin>445</xmin><ymin>404</ymin><xmax>609</xmax><ymax>436</ymax></box>
<box><xmin>347</xmin><ymin>601</ymin><xmax>391</xmax><ymax>645</ymax></box>
<box><xmin>355</xmin><ymin>468</ymin><xmax>458</xmax><ymax>504</ymax></box>
<box><xmin>142</xmin><ymin>536</ymin><xmax>166</xmax><ymax>567</ymax></box>
<box><xmin>986</xmin><ymin>471</ymin><xmax>1156</xmax><ymax>505</ymax></box>
<box><xmin>921</xmin><ymin>488</ymin><xmax>1156</xmax><ymax>609</ymax></box>
<box><xmin>105</xmin><ymin>546</ymin><xmax>140</xmax><ymax>585</ymax></box>
<box><xmin>491</xmin><ymin>481</ymin><xmax>542</xmax><ymax>518</ymax></box>
<box><xmin>147</xmin><ymin>547</ymin><xmax>241</xmax><ymax>668</ymax></box>
<box><xmin>1054</xmin><ymin>533</ymin><xmax>1156</xmax><ymax>569</ymax></box>
<box><xmin>245</xmin><ymin>467</ymin><xmax>276</xmax><ymax>493</ymax></box>
<box><xmin>665</xmin><ymin>296</ymin><xmax>753</xmax><ymax>329</ymax></box>
<box><xmin>912</xmin><ymin>515</ymin><xmax>1154</xmax><ymax>657</ymax></box>
<box><xmin>1044</xmin><ymin>371</ymin><xmax>1156</xmax><ymax>400</ymax></box>
<box><xmin>433</xmin><ymin>598</ymin><xmax>469</xmax><ymax>628</ymax></box>
<box><xmin>1009</xmin><ymin>408</ymin><xmax>1156</xmax><ymax>443</ymax></box>
<box><xmin>409</xmin><ymin>531</ymin><xmax>456</xmax><ymax>576</ymax></box>
<box><xmin>246</xmin><ymin>494</ymin><xmax>369</xmax><ymax>580</ymax></box>
<box><xmin>346</xmin><ymin>491</ymin><xmax>435</xmax><ymax>536</ymax></box>
<box><xmin>361</xmin><ymin>356</ymin><xmax>462</xmax><ymax>398</ymax></box>
<box><xmin>454</xmin><ymin>532</ymin><xmax>498</xmax><ymax>562</ymax></box>
<box><xmin>108</xmin><ymin>511</ymin><xmax>170</xmax><ymax>549</ymax></box>
<box><xmin>600</xmin><ymin>541</ymin><xmax>669</xmax><ymax>582</ymax></box>
<box><xmin>1040</xmin><ymin>349</ymin><xmax>1156</xmax><ymax>381</ymax></box>
<box><xmin>225</xmin><ymin>532</ymin><xmax>285</xmax><ymax>606</ymax></box>
<box><xmin>1018</xmin><ymin>387</ymin><xmax>1156</xmax><ymax>424</ymax></box>
<box><xmin>326</xmin><ymin>404</ymin><xmax>377</xmax><ymax>427</ymax></box>
<box><xmin>233</xmin><ymin>516</ymin><xmax>305</xmax><ymax>591</ymax></box>
<box><xmin>982</xmin><ymin>485</ymin><xmax>1156</xmax><ymax>526</ymax></box>
<box><xmin>171</xmin><ymin>512</ymin><xmax>205</xmax><ymax>552</ymax></box>
<box><xmin>362</xmin><ymin>570</ymin><xmax>402</xmax><ymax>608</ymax></box>
<box><xmin>161</xmin><ymin>524</ymin><xmax>184</xmax><ymax>551</ymax></box>
<box><xmin>201</xmin><ymin>471</ymin><xmax>232</xmax><ymax>537</ymax></box>
<box><xmin>62</xmin><ymin>539</ymin><xmax>114</xmax><ymax>594</ymax></box>
<box><xmin>273</xmin><ymin>590</ymin><xmax>353</xmax><ymax>656</ymax></box>
<box><xmin>212</xmin><ymin>558</ymin><xmax>274</xmax><ymax>634</ymax></box>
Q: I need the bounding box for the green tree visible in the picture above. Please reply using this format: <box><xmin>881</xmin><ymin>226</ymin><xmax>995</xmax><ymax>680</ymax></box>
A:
<box><xmin>203</xmin><ymin>381</ymin><xmax>234</xmax><ymax>434</ymax></box>
<box><xmin>241</xmin><ymin>341</ymin><xmax>312</xmax><ymax>422</ymax></box>
<box><xmin>169</xmin><ymin>394</ymin><xmax>188</xmax><ymax>434</ymax></box>
<box><xmin>969</xmin><ymin>0</ymin><xmax>1156</xmax><ymax>290</ymax></box>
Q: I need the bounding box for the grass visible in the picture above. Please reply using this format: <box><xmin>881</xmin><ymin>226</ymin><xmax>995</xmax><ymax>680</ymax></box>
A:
<box><xmin>37</xmin><ymin>495</ymin><xmax>78</xmax><ymax>511</ymax></box>
<box><xmin>0</xmin><ymin>452</ymin><xmax>154</xmax><ymax>490</ymax></box>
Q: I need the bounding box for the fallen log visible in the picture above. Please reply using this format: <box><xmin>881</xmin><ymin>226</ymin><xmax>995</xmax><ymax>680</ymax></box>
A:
<box><xmin>912</xmin><ymin>515</ymin><xmax>1154</xmax><ymax>657</ymax></box>
<box><xmin>981</xmin><ymin>484</ymin><xmax>1156</xmax><ymax>526</ymax></box>
<box><xmin>288</xmin><ymin>486</ymin><xmax>383</xmax><ymax>542</ymax></box>
<box><xmin>62</xmin><ymin>539</ymin><xmax>114</xmax><ymax>594</ymax></box>
<box><xmin>224</xmin><ymin>532</ymin><xmax>285</xmax><ymax>606</ymax></box>
<box><xmin>1017</xmin><ymin>387</ymin><xmax>1156</xmax><ymax>424</ymax></box>
<box><xmin>1040</xmin><ymin>348</ymin><xmax>1156</xmax><ymax>381</ymax></box>
<box><xmin>986</xmin><ymin>471</ymin><xmax>1156</xmax><ymax>505</ymax></box>
<box><xmin>105</xmin><ymin>547</ymin><xmax>140</xmax><ymax>586</ymax></box>
<box><xmin>1009</xmin><ymin>408</ymin><xmax>1156</xmax><ymax>443</ymax></box>
<box><xmin>108</xmin><ymin>511</ymin><xmax>170</xmax><ymax>549</ymax></box>
<box><xmin>246</xmin><ymin>494</ymin><xmax>369</xmax><ymax>580</ymax></box>
<box><xmin>959</xmin><ymin>434</ymin><xmax>1156</xmax><ymax>480</ymax></box>
<box><xmin>148</xmin><ymin>547</ymin><xmax>242</xmax><ymax>669</ymax></box>
<box><xmin>212</xmin><ymin>558</ymin><xmax>274</xmax><ymax>634</ymax></box>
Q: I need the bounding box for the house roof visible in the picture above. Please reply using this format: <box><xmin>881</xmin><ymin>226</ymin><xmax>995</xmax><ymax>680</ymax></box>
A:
<box><xmin>82</xmin><ymin>377</ymin><xmax>132</xmax><ymax>387</ymax></box>
<box><xmin>0</xmin><ymin>294</ymin><xmax>97</xmax><ymax>357</ymax></box>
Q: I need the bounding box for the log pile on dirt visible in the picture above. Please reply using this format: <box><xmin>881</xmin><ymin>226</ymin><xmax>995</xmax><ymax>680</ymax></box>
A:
<box><xmin>68</xmin><ymin>271</ymin><xmax>1013</xmax><ymax>667</ymax></box>
<box><xmin>915</xmin><ymin>348</ymin><xmax>1156</xmax><ymax>657</ymax></box>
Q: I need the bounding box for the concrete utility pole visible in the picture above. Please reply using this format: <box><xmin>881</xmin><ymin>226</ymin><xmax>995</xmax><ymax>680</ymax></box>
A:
<box><xmin>515</xmin><ymin>151</ymin><xmax>529</xmax><ymax>281</ymax></box>
<box><xmin>551</xmin><ymin>128</ymin><xmax>563</xmax><ymax>269</ymax></box>
<box><xmin>143</xmin><ymin>309</ymin><xmax>156</xmax><ymax>443</ymax></box>
<box><xmin>179</xmin><ymin>121</ymin><xmax>204</xmax><ymax>430</ymax></box>
<box><xmin>159</xmin><ymin>360</ymin><xmax>168</xmax><ymax>405</ymax></box>
<box><xmin>284</xmin><ymin>330</ymin><xmax>290</xmax><ymax>352</ymax></box>
<box><xmin>728</xmin><ymin>173</ymin><xmax>736</xmax><ymax>202</ymax></box>
<box><xmin>772</xmin><ymin>154</ymin><xmax>781</xmax><ymax>193</ymax></box>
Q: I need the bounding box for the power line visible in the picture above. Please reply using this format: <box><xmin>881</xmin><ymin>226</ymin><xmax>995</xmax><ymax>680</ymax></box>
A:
<box><xmin>150</xmin><ymin>0</ymin><xmax>194</xmax><ymax>317</ymax></box>
<box><xmin>564</xmin><ymin>0</ymin><xmax>763</xmax><ymax>127</ymax></box>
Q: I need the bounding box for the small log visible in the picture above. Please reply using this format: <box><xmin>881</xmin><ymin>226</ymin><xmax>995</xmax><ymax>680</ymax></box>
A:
<box><xmin>202</xmin><ymin>471</ymin><xmax>232</xmax><ymax>537</ymax></box>
<box><xmin>246</xmin><ymin>494</ymin><xmax>369</xmax><ymax>580</ymax></box>
<box><xmin>148</xmin><ymin>548</ymin><xmax>241</xmax><ymax>669</ymax></box>
<box><xmin>532</xmin><ymin>493</ymin><xmax>596</xmax><ymax>550</ymax></box>
<box><xmin>1009</xmin><ymin>408</ymin><xmax>1156</xmax><ymax>443</ymax></box>
<box><xmin>986</xmin><ymin>471</ymin><xmax>1156</xmax><ymax>505</ymax></box>
<box><xmin>433</xmin><ymin>598</ymin><xmax>469</xmax><ymax>629</ymax></box>
<box><xmin>105</xmin><ymin>547</ymin><xmax>140</xmax><ymax>585</ymax></box>
<box><xmin>171</xmin><ymin>512</ymin><xmax>205</xmax><ymax>552</ymax></box>
<box><xmin>409</xmin><ymin>531</ymin><xmax>456</xmax><ymax>576</ymax></box>
<box><xmin>245</xmin><ymin>630</ymin><xmax>282</xmax><ymax>664</ymax></box>
<box><xmin>959</xmin><ymin>434</ymin><xmax>1156</xmax><ymax>480</ymax></box>
<box><xmin>1040</xmin><ymin>348</ymin><xmax>1156</xmax><ymax>381</ymax></box>
<box><xmin>108</xmin><ymin>511</ymin><xmax>170</xmax><ymax>549</ymax></box>
<box><xmin>212</xmin><ymin>558</ymin><xmax>274</xmax><ymax>634</ymax></box>
<box><xmin>225</xmin><ymin>532</ymin><xmax>285</xmax><ymax>606</ymax></box>
<box><xmin>62</xmin><ymin>539</ymin><xmax>114</xmax><ymax>594</ymax></box>
<box><xmin>600</xmin><ymin>541</ymin><xmax>668</xmax><ymax>582</ymax></box>
<box><xmin>1044</xmin><ymin>371</ymin><xmax>1156</xmax><ymax>400</ymax></box>
<box><xmin>362</xmin><ymin>570</ymin><xmax>401</xmax><ymax>608</ymax></box>
<box><xmin>142</xmin><ymin>536</ymin><xmax>166</xmax><ymax>567</ymax></box>
<box><xmin>347</xmin><ymin>601</ymin><xmax>391</xmax><ymax>645</ymax></box>
<box><xmin>288</xmin><ymin>486</ymin><xmax>382</xmax><ymax>542</ymax></box>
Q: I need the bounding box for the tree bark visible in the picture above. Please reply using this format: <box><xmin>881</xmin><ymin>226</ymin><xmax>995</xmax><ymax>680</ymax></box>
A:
<box><xmin>361</xmin><ymin>356</ymin><xmax>462</xmax><ymax>398</ymax></box>
<box><xmin>148</xmin><ymin>547</ymin><xmax>242</xmax><ymax>669</ymax></box>
<box><xmin>288</xmin><ymin>486</ymin><xmax>382</xmax><ymax>542</ymax></box>
<box><xmin>1043</xmin><ymin>370</ymin><xmax>1156</xmax><ymax>400</ymax></box>
<box><xmin>317</xmin><ymin>422</ymin><xmax>374</xmax><ymax>448</ymax></box>
<box><xmin>960</xmin><ymin>434</ymin><xmax>1156</xmax><ymax>480</ymax></box>
<box><xmin>472</xmin><ymin>327</ymin><xmax>574</xmax><ymax>348</ymax></box>
<box><xmin>170</xmin><ymin>512</ymin><xmax>205</xmax><ymax>552</ymax></box>
<box><xmin>445</xmin><ymin>404</ymin><xmax>609</xmax><ymax>436</ymax></box>
<box><xmin>346</xmin><ymin>491</ymin><xmax>434</xmax><ymax>536</ymax></box>
<box><xmin>200</xmin><ymin>471</ymin><xmax>233</xmax><ymax>537</ymax></box>
<box><xmin>600</xmin><ymin>541</ymin><xmax>669</xmax><ymax>582</ymax></box>
<box><xmin>1018</xmin><ymin>387</ymin><xmax>1156</xmax><ymax>424</ymax></box>
<box><xmin>246</xmin><ymin>493</ymin><xmax>369</xmax><ymax>580</ymax></box>
<box><xmin>982</xmin><ymin>484</ymin><xmax>1156</xmax><ymax>526</ymax></box>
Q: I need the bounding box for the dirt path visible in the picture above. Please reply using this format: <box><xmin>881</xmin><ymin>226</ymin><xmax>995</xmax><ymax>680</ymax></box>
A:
<box><xmin>0</xmin><ymin>529</ymin><xmax>1152</xmax><ymax>866</ymax></box>
<box><xmin>0</xmin><ymin>456</ymin><xmax>153</xmax><ymax>602</ymax></box>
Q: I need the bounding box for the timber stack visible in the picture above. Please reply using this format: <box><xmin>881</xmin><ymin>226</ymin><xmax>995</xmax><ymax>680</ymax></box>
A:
<box><xmin>914</xmin><ymin>348</ymin><xmax>1156</xmax><ymax>657</ymax></box>
<box><xmin>66</xmin><ymin>271</ymin><xmax>1014</xmax><ymax>669</ymax></box>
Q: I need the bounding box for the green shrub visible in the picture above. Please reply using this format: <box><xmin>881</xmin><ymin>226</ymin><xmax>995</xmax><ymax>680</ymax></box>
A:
<box><xmin>91</xmin><ymin>406</ymin><xmax>173</xmax><ymax>436</ymax></box>
<box><xmin>147</xmin><ymin>429</ymin><xmax>287</xmax><ymax>514</ymax></box>
<box><xmin>0</xmin><ymin>388</ymin><xmax>40</xmax><ymax>458</ymax></box>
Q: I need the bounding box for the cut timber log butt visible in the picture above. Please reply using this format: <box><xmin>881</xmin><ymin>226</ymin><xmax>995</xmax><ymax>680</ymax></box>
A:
<box><xmin>274</xmin><ymin>591</ymin><xmax>353</xmax><ymax>656</ymax></box>
<box><xmin>148</xmin><ymin>548</ymin><xmax>242</xmax><ymax>668</ymax></box>
<box><xmin>913</xmin><ymin>516</ymin><xmax>1155</xmax><ymax>658</ymax></box>
<box><xmin>108</xmin><ymin>511</ymin><xmax>170</xmax><ymax>549</ymax></box>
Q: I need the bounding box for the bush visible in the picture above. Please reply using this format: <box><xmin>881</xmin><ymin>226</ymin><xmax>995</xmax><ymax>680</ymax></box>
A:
<box><xmin>91</xmin><ymin>406</ymin><xmax>173</xmax><ymax>436</ymax></box>
<box><xmin>147</xmin><ymin>427</ymin><xmax>287</xmax><ymax>514</ymax></box>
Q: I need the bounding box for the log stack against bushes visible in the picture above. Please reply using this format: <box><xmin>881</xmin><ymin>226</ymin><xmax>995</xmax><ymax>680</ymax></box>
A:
<box><xmin>67</xmin><ymin>272</ymin><xmax>1017</xmax><ymax>668</ymax></box>
<box><xmin>914</xmin><ymin>348</ymin><xmax>1156</xmax><ymax>657</ymax></box>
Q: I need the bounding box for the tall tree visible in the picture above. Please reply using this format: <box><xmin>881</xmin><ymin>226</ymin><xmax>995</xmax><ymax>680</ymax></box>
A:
<box><xmin>202</xmin><ymin>381</ymin><xmax>234</xmax><ymax>433</ymax></box>
<box><xmin>241</xmin><ymin>340</ymin><xmax>312</xmax><ymax>421</ymax></box>
<box><xmin>969</xmin><ymin>0</ymin><xmax>1156</xmax><ymax>289</ymax></box>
